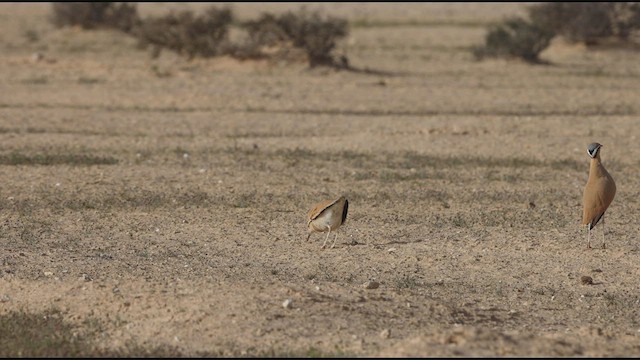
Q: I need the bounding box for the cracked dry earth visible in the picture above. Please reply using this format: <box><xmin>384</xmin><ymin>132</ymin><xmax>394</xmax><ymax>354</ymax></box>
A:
<box><xmin>2</xmin><ymin>2</ymin><xmax>640</xmax><ymax>357</ymax></box>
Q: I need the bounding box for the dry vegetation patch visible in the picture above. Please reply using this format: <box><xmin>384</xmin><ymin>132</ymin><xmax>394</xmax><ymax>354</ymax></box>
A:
<box><xmin>51</xmin><ymin>3</ymin><xmax>350</xmax><ymax>68</ymax></box>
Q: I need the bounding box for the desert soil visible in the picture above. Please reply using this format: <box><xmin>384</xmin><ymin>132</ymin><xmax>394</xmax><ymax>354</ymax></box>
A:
<box><xmin>2</xmin><ymin>2</ymin><xmax>640</xmax><ymax>357</ymax></box>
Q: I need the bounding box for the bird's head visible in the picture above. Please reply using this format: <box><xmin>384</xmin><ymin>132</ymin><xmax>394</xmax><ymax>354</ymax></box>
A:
<box><xmin>587</xmin><ymin>142</ymin><xmax>602</xmax><ymax>159</ymax></box>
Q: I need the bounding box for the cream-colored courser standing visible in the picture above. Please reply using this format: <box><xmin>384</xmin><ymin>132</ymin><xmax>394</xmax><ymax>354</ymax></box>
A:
<box><xmin>306</xmin><ymin>196</ymin><xmax>349</xmax><ymax>249</ymax></box>
<box><xmin>582</xmin><ymin>142</ymin><xmax>616</xmax><ymax>249</ymax></box>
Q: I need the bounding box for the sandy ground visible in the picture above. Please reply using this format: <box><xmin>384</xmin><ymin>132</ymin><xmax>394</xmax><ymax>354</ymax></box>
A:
<box><xmin>2</xmin><ymin>2</ymin><xmax>640</xmax><ymax>357</ymax></box>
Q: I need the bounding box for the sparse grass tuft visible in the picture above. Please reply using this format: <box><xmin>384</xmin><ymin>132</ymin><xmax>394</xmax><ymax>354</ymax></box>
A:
<box><xmin>23</xmin><ymin>28</ymin><xmax>40</xmax><ymax>42</ymax></box>
<box><xmin>14</xmin><ymin>217</ymin><xmax>53</xmax><ymax>244</ymax></box>
<box><xmin>0</xmin><ymin>309</ymin><xmax>232</xmax><ymax>357</ymax></box>
<box><xmin>395</xmin><ymin>274</ymin><xmax>420</xmax><ymax>289</ymax></box>
<box><xmin>484</xmin><ymin>169</ymin><xmax>523</xmax><ymax>183</ymax></box>
<box><xmin>0</xmin><ymin>309</ymin><xmax>95</xmax><ymax>357</ymax></box>
<box><xmin>451</xmin><ymin>212</ymin><xmax>468</xmax><ymax>228</ymax></box>
<box><xmin>253</xmin><ymin>346</ymin><xmax>354</xmax><ymax>358</ymax></box>
<box><xmin>77</xmin><ymin>77</ymin><xmax>104</xmax><ymax>85</ymax></box>
<box><xmin>0</xmin><ymin>152</ymin><xmax>118</xmax><ymax>166</ymax></box>
<box><xmin>21</xmin><ymin>76</ymin><xmax>49</xmax><ymax>85</ymax></box>
<box><xmin>440</xmin><ymin>204</ymin><xmax>571</xmax><ymax>229</ymax></box>
<box><xmin>353</xmin><ymin>169</ymin><xmax>439</xmax><ymax>182</ymax></box>
<box><xmin>388</xmin><ymin>151</ymin><xmax>583</xmax><ymax>171</ymax></box>
<box><xmin>550</xmin><ymin>158</ymin><xmax>584</xmax><ymax>172</ymax></box>
<box><xmin>232</xmin><ymin>191</ymin><xmax>258</xmax><ymax>208</ymax></box>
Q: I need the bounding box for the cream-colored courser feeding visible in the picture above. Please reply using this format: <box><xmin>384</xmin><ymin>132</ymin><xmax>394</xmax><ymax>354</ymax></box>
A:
<box><xmin>306</xmin><ymin>196</ymin><xmax>349</xmax><ymax>249</ymax></box>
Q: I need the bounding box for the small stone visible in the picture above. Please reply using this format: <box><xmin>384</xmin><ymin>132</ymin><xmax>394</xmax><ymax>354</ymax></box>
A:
<box><xmin>581</xmin><ymin>275</ymin><xmax>593</xmax><ymax>285</ymax></box>
<box><xmin>43</xmin><ymin>271</ymin><xmax>53</xmax><ymax>277</ymax></box>
<box><xmin>364</xmin><ymin>280</ymin><xmax>380</xmax><ymax>289</ymax></box>
<box><xmin>282</xmin><ymin>298</ymin><xmax>293</xmax><ymax>309</ymax></box>
<box><xmin>0</xmin><ymin>294</ymin><xmax>10</xmax><ymax>302</ymax></box>
<box><xmin>380</xmin><ymin>328</ymin><xmax>391</xmax><ymax>339</ymax></box>
<box><xmin>30</xmin><ymin>52</ymin><xmax>44</xmax><ymax>63</ymax></box>
<box><xmin>81</xmin><ymin>273</ymin><xmax>92</xmax><ymax>282</ymax></box>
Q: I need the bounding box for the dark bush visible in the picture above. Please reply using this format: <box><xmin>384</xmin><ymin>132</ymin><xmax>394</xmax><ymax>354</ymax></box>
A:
<box><xmin>473</xmin><ymin>17</ymin><xmax>555</xmax><ymax>63</ymax></box>
<box><xmin>50</xmin><ymin>4</ymin><xmax>350</xmax><ymax>68</ymax></box>
<box><xmin>228</xmin><ymin>13</ymin><xmax>289</xmax><ymax>61</ymax></box>
<box><xmin>51</xmin><ymin>2</ymin><xmax>140</xmax><ymax>33</ymax></box>
<box><xmin>241</xmin><ymin>9</ymin><xmax>349</xmax><ymax>67</ymax></box>
<box><xmin>133</xmin><ymin>6</ymin><xmax>233</xmax><ymax>59</ymax></box>
<box><xmin>242</xmin><ymin>13</ymin><xmax>290</xmax><ymax>48</ymax></box>
<box><xmin>528</xmin><ymin>2</ymin><xmax>640</xmax><ymax>44</ymax></box>
<box><xmin>276</xmin><ymin>9</ymin><xmax>349</xmax><ymax>67</ymax></box>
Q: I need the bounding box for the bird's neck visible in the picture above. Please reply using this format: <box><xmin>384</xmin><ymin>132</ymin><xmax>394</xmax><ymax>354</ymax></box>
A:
<box><xmin>589</xmin><ymin>155</ymin><xmax>607</xmax><ymax>177</ymax></box>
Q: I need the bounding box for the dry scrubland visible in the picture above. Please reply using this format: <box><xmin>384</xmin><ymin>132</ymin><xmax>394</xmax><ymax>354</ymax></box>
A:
<box><xmin>2</xmin><ymin>2</ymin><xmax>640</xmax><ymax>357</ymax></box>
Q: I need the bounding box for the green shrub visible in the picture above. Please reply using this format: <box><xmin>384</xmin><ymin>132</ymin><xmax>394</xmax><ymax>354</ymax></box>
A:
<box><xmin>473</xmin><ymin>17</ymin><xmax>555</xmax><ymax>63</ymax></box>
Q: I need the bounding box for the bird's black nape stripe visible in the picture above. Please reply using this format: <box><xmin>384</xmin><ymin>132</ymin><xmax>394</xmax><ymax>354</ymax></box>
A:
<box><xmin>341</xmin><ymin>199</ymin><xmax>349</xmax><ymax>224</ymax></box>
<box><xmin>590</xmin><ymin>212</ymin><xmax>604</xmax><ymax>230</ymax></box>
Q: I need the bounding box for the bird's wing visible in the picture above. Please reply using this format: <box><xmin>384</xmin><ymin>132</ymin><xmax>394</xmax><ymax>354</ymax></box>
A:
<box><xmin>308</xmin><ymin>198</ymin><xmax>340</xmax><ymax>220</ymax></box>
